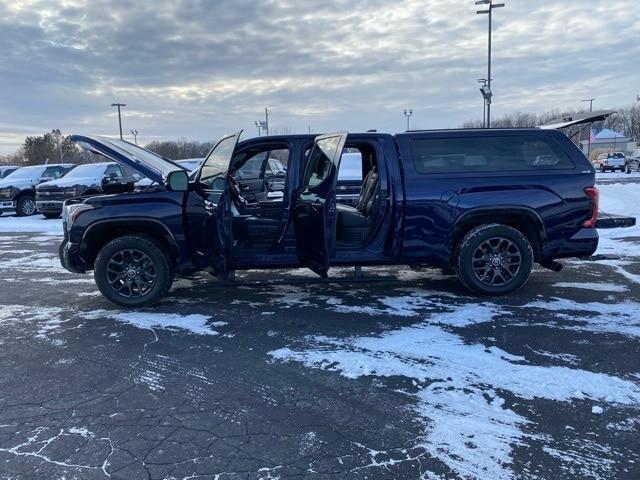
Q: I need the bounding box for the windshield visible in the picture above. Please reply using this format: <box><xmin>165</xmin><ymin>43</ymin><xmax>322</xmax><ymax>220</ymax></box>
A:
<box><xmin>3</xmin><ymin>165</ymin><xmax>46</xmax><ymax>180</ymax></box>
<box><xmin>609</xmin><ymin>153</ymin><xmax>625</xmax><ymax>158</ymax></box>
<box><xmin>60</xmin><ymin>163</ymin><xmax>109</xmax><ymax>179</ymax></box>
<box><xmin>177</xmin><ymin>159</ymin><xmax>203</xmax><ymax>172</ymax></box>
<box><xmin>199</xmin><ymin>133</ymin><xmax>240</xmax><ymax>186</ymax></box>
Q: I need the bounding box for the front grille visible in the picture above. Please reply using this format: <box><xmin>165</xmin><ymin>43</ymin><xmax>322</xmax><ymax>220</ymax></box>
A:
<box><xmin>37</xmin><ymin>188</ymin><xmax>75</xmax><ymax>201</ymax></box>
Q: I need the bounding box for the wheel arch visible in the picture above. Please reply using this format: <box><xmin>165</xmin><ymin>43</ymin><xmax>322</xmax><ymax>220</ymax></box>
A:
<box><xmin>80</xmin><ymin>218</ymin><xmax>180</xmax><ymax>270</ymax></box>
<box><xmin>450</xmin><ymin>207</ymin><xmax>546</xmax><ymax>263</ymax></box>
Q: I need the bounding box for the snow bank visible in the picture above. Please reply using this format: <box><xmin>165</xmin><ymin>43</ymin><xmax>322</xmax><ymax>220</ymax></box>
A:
<box><xmin>0</xmin><ymin>215</ymin><xmax>63</xmax><ymax>235</ymax></box>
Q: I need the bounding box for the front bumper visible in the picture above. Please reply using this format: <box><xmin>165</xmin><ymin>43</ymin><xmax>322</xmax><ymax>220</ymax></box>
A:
<box><xmin>59</xmin><ymin>239</ymin><xmax>86</xmax><ymax>274</ymax></box>
<box><xmin>0</xmin><ymin>200</ymin><xmax>16</xmax><ymax>212</ymax></box>
<box><xmin>36</xmin><ymin>200</ymin><xmax>64</xmax><ymax>213</ymax></box>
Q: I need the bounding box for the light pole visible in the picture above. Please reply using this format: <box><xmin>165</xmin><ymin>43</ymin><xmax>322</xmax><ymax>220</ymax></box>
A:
<box><xmin>254</xmin><ymin>121</ymin><xmax>264</xmax><ymax>137</ymax></box>
<box><xmin>582</xmin><ymin>98</ymin><xmax>596</xmax><ymax>112</ymax></box>
<box><xmin>111</xmin><ymin>103</ymin><xmax>126</xmax><ymax>139</ymax></box>
<box><xmin>478</xmin><ymin>78</ymin><xmax>489</xmax><ymax>127</ymax></box>
<box><xmin>404</xmin><ymin>109</ymin><xmax>413</xmax><ymax>131</ymax></box>
<box><xmin>130</xmin><ymin>129</ymin><xmax>139</xmax><ymax>145</ymax></box>
<box><xmin>264</xmin><ymin>107</ymin><xmax>270</xmax><ymax>135</ymax></box>
<box><xmin>476</xmin><ymin>0</ymin><xmax>504</xmax><ymax>128</ymax></box>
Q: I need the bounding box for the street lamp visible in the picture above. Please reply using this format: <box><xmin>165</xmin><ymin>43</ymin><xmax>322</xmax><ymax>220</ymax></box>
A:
<box><xmin>404</xmin><ymin>109</ymin><xmax>413</xmax><ymax>131</ymax></box>
<box><xmin>110</xmin><ymin>103</ymin><xmax>126</xmax><ymax>139</ymax></box>
<box><xmin>130</xmin><ymin>129</ymin><xmax>139</xmax><ymax>145</ymax></box>
<box><xmin>476</xmin><ymin>0</ymin><xmax>505</xmax><ymax>128</ymax></box>
<box><xmin>477</xmin><ymin>78</ymin><xmax>490</xmax><ymax>127</ymax></box>
<box><xmin>582</xmin><ymin>98</ymin><xmax>596</xmax><ymax>112</ymax></box>
<box><xmin>254</xmin><ymin>121</ymin><xmax>266</xmax><ymax>137</ymax></box>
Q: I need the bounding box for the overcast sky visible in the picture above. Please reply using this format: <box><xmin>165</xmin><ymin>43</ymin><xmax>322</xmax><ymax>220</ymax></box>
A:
<box><xmin>0</xmin><ymin>0</ymin><xmax>638</xmax><ymax>153</ymax></box>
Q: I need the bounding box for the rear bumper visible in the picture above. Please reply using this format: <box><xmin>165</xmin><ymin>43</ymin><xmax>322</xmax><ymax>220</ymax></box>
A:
<box><xmin>36</xmin><ymin>200</ymin><xmax>64</xmax><ymax>213</ymax></box>
<box><xmin>0</xmin><ymin>200</ymin><xmax>16</xmax><ymax>212</ymax></box>
<box><xmin>596</xmin><ymin>213</ymin><xmax>636</xmax><ymax>229</ymax></box>
<box><xmin>59</xmin><ymin>239</ymin><xmax>86</xmax><ymax>274</ymax></box>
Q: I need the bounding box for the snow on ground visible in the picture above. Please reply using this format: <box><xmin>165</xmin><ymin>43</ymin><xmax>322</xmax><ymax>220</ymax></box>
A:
<box><xmin>0</xmin><ymin>215</ymin><xmax>62</xmax><ymax>235</ymax></box>
<box><xmin>271</xmin><ymin>319</ymin><xmax>640</xmax><ymax>480</ymax></box>
<box><xmin>82</xmin><ymin>310</ymin><xmax>223</xmax><ymax>336</ymax></box>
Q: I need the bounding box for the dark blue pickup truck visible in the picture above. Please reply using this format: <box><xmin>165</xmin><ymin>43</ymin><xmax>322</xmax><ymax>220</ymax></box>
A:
<box><xmin>60</xmin><ymin>123</ymin><xmax>634</xmax><ymax>307</ymax></box>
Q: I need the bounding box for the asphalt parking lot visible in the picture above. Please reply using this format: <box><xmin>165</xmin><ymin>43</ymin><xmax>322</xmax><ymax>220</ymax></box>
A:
<box><xmin>0</xmin><ymin>181</ymin><xmax>639</xmax><ymax>480</ymax></box>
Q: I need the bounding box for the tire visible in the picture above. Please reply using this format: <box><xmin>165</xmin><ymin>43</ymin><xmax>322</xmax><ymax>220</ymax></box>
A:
<box><xmin>42</xmin><ymin>212</ymin><xmax>61</xmax><ymax>219</ymax></box>
<box><xmin>94</xmin><ymin>235</ymin><xmax>174</xmax><ymax>307</ymax></box>
<box><xmin>600</xmin><ymin>165</ymin><xmax>605</xmax><ymax>173</ymax></box>
<box><xmin>454</xmin><ymin>224</ymin><xmax>533</xmax><ymax>296</ymax></box>
<box><xmin>16</xmin><ymin>195</ymin><xmax>36</xmax><ymax>216</ymax></box>
<box><xmin>626</xmin><ymin>165</ymin><xmax>631</xmax><ymax>174</ymax></box>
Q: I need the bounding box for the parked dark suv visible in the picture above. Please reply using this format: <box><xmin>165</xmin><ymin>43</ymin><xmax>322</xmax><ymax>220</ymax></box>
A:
<box><xmin>60</xmin><ymin>120</ymin><xmax>634</xmax><ymax>307</ymax></box>
<box><xmin>0</xmin><ymin>164</ymin><xmax>76</xmax><ymax>216</ymax></box>
<box><xmin>36</xmin><ymin>162</ymin><xmax>135</xmax><ymax>218</ymax></box>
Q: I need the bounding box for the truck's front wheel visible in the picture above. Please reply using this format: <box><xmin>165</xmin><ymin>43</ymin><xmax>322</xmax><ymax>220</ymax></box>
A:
<box><xmin>94</xmin><ymin>235</ymin><xmax>174</xmax><ymax>307</ymax></box>
<box><xmin>455</xmin><ymin>224</ymin><xmax>533</xmax><ymax>296</ymax></box>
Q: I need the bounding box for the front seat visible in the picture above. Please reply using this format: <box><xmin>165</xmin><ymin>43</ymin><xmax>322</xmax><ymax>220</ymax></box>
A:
<box><xmin>336</xmin><ymin>167</ymin><xmax>379</xmax><ymax>242</ymax></box>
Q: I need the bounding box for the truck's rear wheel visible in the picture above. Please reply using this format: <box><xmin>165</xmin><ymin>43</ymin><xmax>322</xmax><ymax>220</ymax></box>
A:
<box><xmin>94</xmin><ymin>235</ymin><xmax>174</xmax><ymax>307</ymax></box>
<box><xmin>455</xmin><ymin>224</ymin><xmax>533</xmax><ymax>296</ymax></box>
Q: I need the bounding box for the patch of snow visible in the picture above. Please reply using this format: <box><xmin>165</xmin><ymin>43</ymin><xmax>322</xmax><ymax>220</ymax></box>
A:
<box><xmin>82</xmin><ymin>310</ymin><xmax>219</xmax><ymax>336</ymax></box>
<box><xmin>592</xmin><ymin>405</ymin><xmax>604</xmax><ymax>415</ymax></box>
<box><xmin>0</xmin><ymin>216</ymin><xmax>63</xmax><ymax>235</ymax></box>
<box><xmin>597</xmin><ymin>183</ymin><xmax>640</xmax><ymax>256</ymax></box>
<box><xmin>527</xmin><ymin>297</ymin><xmax>640</xmax><ymax>337</ymax></box>
<box><xmin>270</xmin><ymin>321</ymin><xmax>640</xmax><ymax>479</ymax></box>
<box><xmin>553</xmin><ymin>282</ymin><xmax>628</xmax><ymax>293</ymax></box>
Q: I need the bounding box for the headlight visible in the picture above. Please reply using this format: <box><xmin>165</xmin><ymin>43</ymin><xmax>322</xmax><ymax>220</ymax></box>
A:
<box><xmin>0</xmin><ymin>188</ymin><xmax>14</xmax><ymax>198</ymax></box>
<box><xmin>62</xmin><ymin>203</ymin><xmax>94</xmax><ymax>226</ymax></box>
<box><xmin>65</xmin><ymin>187</ymin><xmax>80</xmax><ymax>197</ymax></box>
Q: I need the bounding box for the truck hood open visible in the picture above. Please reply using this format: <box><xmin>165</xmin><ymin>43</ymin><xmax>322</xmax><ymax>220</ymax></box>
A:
<box><xmin>70</xmin><ymin>135</ymin><xmax>186</xmax><ymax>185</ymax></box>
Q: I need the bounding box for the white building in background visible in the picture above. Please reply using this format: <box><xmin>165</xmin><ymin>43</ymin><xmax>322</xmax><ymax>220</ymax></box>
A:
<box><xmin>580</xmin><ymin>128</ymin><xmax>636</xmax><ymax>156</ymax></box>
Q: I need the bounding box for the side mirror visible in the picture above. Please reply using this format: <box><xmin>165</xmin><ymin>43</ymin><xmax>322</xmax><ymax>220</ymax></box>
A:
<box><xmin>167</xmin><ymin>170</ymin><xmax>189</xmax><ymax>191</ymax></box>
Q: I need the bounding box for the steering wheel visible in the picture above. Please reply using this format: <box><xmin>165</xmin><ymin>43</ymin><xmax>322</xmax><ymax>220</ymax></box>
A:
<box><xmin>227</xmin><ymin>175</ymin><xmax>249</xmax><ymax>208</ymax></box>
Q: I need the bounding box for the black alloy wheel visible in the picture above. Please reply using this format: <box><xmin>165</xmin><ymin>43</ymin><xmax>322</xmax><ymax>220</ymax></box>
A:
<box><xmin>455</xmin><ymin>224</ymin><xmax>533</xmax><ymax>296</ymax></box>
<box><xmin>471</xmin><ymin>237</ymin><xmax>522</xmax><ymax>287</ymax></box>
<box><xmin>94</xmin><ymin>235</ymin><xmax>174</xmax><ymax>307</ymax></box>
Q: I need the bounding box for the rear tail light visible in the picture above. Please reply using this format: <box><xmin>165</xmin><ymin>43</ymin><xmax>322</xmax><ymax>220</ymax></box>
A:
<box><xmin>582</xmin><ymin>186</ymin><xmax>599</xmax><ymax>228</ymax></box>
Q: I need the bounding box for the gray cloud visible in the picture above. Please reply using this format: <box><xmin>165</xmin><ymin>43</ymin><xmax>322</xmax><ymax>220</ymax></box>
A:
<box><xmin>0</xmin><ymin>0</ymin><xmax>638</xmax><ymax>152</ymax></box>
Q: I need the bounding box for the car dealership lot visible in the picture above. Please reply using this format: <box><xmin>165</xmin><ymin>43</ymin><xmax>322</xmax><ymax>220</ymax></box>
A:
<box><xmin>0</xmin><ymin>183</ymin><xmax>639</xmax><ymax>479</ymax></box>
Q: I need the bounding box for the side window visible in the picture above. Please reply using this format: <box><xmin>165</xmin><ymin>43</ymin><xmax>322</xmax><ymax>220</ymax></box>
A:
<box><xmin>43</xmin><ymin>166</ymin><xmax>64</xmax><ymax>179</ymax></box>
<box><xmin>105</xmin><ymin>164</ymin><xmax>124</xmax><ymax>179</ymax></box>
<box><xmin>235</xmin><ymin>152</ymin><xmax>268</xmax><ymax>180</ymax></box>
<box><xmin>265</xmin><ymin>149</ymin><xmax>289</xmax><ymax>177</ymax></box>
<box><xmin>338</xmin><ymin>151</ymin><xmax>363</xmax><ymax>182</ymax></box>
<box><xmin>304</xmin><ymin>137</ymin><xmax>341</xmax><ymax>188</ymax></box>
<box><xmin>411</xmin><ymin>136</ymin><xmax>574</xmax><ymax>174</ymax></box>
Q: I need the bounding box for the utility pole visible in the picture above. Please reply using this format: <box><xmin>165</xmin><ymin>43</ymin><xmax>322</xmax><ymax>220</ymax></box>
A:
<box><xmin>404</xmin><ymin>109</ymin><xmax>413</xmax><ymax>131</ymax></box>
<box><xmin>130</xmin><ymin>129</ymin><xmax>139</xmax><ymax>145</ymax></box>
<box><xmin>476</xmin><ymin>0</ymin><xmax>504</xmax><ymax>128</ymax></box>
<box><xmin>111</xmin><ymin>103</ymin><xmax>126</xmax><ymax>139</ymax></box>
<box><xmin>582</xmin><ymin>98</ymin><xmax>595</xmax><ymax>112</ymax></box>
<box><xmin>265</xmin><ymin>108</ymin><xmax>270</xmax><ymax>135</ymax></box>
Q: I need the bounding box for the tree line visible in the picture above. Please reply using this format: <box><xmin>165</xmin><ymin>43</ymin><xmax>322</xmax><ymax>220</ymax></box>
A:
<box><xmin>2</xmin><ymin>105</ymin><xmax>638</xmax><ymax>166</ymax></box>
<box><xmin>462</xmin><ymin>103</ymin><xmax>640</xmax><ymax>143</ymax></box>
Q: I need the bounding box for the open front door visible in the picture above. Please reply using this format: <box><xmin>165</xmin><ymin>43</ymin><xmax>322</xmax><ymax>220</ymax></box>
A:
<box><xmin>292</xmin><ymin>132</ymin><xmax>347</xmax><ymax>277</ymax></box>
<box><xmin>194</xmin><ymin>131</ymin><xmax>242</xmax><ymax>276</ymax></box>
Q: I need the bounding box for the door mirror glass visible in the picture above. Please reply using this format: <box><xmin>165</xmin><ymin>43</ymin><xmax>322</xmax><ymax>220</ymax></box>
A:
<box><xmin>167</xmin><ymin>170</ymin><xmax>189</xmax><ymax>191</ymax></box>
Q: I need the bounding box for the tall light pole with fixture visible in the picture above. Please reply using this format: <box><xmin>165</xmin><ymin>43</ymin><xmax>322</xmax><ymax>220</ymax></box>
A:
<box><xmin>582</xmin><ymin>98</ymin><xmax>595</xmax><ymax>112</ymax></box>
<box><xmin>404</xmin><ymin>109</ymin><xmax>413</xmax><ymax>131</ymax></box>
<box><xmin>111</xmin><ymin>103</ymin><xmax>126</xmax><ymax>139</ymax></box>
<box><xmin>130</xmin><ymin>129</ymin><xmax>139</xmax><ymax>145</ymax></box>
<box><xmin>477</xmin><ymin>78</ymin><xmax>489</xmax><ymax>127</ymax></box>
<box><xmin>476</xmin><ymin>0</ymin><xmax>504</xmax><ymax>128</ymax></box>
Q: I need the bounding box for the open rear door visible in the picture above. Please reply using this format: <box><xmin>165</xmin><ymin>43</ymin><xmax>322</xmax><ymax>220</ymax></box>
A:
<box><xmin>292</xmin><ymin>132</ymin><xmax>348</xmax><ymax>277</ymax></box>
